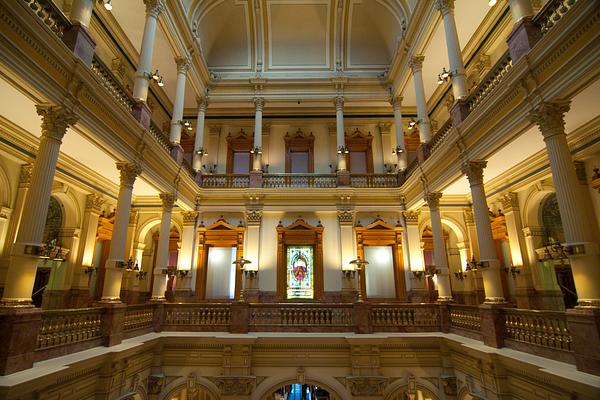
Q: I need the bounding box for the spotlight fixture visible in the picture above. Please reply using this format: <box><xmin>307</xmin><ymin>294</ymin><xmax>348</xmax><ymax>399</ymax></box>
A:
<box><xmin>195</xmin><ymin>148</ymin><xmax>208</xmax><ymax>156</ymax></box>
<box><xmin>392</xmin><ymin>146</ymin><xmax>404</xmax><ymax>155</ymax></box>
<box><xmin>103</xmin><ymin>0</ymin><xmax>113</xmax><ymax>11</ymax></box>
<box><xmin>488</xmin><ymin>0</ymin><xmax>497</xmax><ymax>6</ymax></box>
<box><xmin>408</xmin><ymin>118</ymin><xmax>418</xmax><ymax>130</ymax></box>
<box><xmin>437</xmin><ymin>68</ymin><xmax>451</xmax><ymax>85</ymax></box>
<box><xmin>181</xmin><ymin>120</ymin><xmax>193</xmax><ymax>131</ymax></box>
<box><xmin>250</xmin><ymin>147</ymin><xmax>262</xmax><ymax>155</ymax></box>
<box><xmin>157</xmin><ymin>77</ymin><xmax>164</xmax><ymax>87</ymax></box>
<box><xmin>337</xmin><ymin>146</ymin><xmax>349</xmax><ymax>154</ymax></box>
<box><xmin>145</xmin><ymin>70</ymin><xmax>165</xmax><ymax>87</ymax></box>
<box><xmin>233</xmin><ymin>257</ymin><xmax>252</xmax><ymax>267</ymax></box>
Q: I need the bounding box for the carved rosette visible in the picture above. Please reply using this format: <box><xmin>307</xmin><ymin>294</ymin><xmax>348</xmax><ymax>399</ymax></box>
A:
<box><xmin>528</xmin><ymin>101</ymin><xmax>570</xmax><ymax>139</ymax></box>
<box><xmin>36</xmin><ymin>104</ymin><xmax>78</xmax><ymax>143</ymax></box>
<box><xmin>334</xmin><ymin>95</ymin><xmax>344</xmax><ymax>111</ymax></box>
<box><xmin>462</xmin><ymin>160</ymin><xmax>487</xmax><ymax>187</ymax></box>
<box><xmin>116</xmin><ymin>162</ymin><xmax>142</xmax><ymax>189</ymax></box>
<box><xmin>144</xmin><ymin>0</ymin><xmax>165</xmax><ymax>18</ymax></box>
<box><xmin>435</xmin><ymin>0</ymin><xmax>455</xmax><ymax>16</ymax></box>
<box><xmin>499</xmin><ymin>192</ymin><xmax>519</xmax><ymax>213</ymax></box>
<box><xmin>403</xmin><ymin>209</ymin><xmax>420</xmax><ymax>225</ymax></box>
<box><xmin>408</xmin><ymin>55</ymin><xmax>424</xmax><ymax>73</ymax></box>
<box><xmin>85</xmin><ymin>193</ymin><xmax>105</xmax><ymax>214</ymax></box>
<box><xmin>19</xmin><ymin>164</ymin><xmax>33</xmax><ymax>188</ymax></box>
<box><xmin>424</xmin><ymin>192</ymin><xmax>442</xmax><ymax>210</ymax></box>
<box><xmin>159</xmin><ymin>192</ymin><xmax>176</xmax><ymax>211</ymax></box>
<box><xmin>345</xmin><ymin>376</ymin><xmax>388</xmax><ymax>396</ymax></box>
<box><xmin>210</xmin><ymin>376</ymin><xmax>256</xmax><ymax>396</ymax></box>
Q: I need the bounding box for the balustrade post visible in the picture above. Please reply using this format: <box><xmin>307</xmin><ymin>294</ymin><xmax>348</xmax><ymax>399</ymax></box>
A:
<box><xmin>566</xmin><ymin>308</ymin><xmax>600</xmax><ymax>375</ymax></box>
<box><xmin>101</xmin><ymin>303</ymin><xmax>126</xmax><ymax>347</ymax></box>
<box><xmin>506</xmin><ymin>0</ymin><xmax>540</xmax><ymax>63</ymax></box>
<box><xmin>230</xmin><ymin>302</ymin><xmax>249</xmax><ymax>333</ymax></box>
<box><xmin>479</xmin><ymin>304</ymin><xmax>506</xmax><ymax>348</ymax></box>
<box><xmin>63</xmin><ymin>0</ymin><xmax>96</xmax><ymax>65</ymax></box>
<box><xmin>0</xmin><ymin>308</ymin><xmax>42</xmax><ymax>375</ymax></box>
<box><xmin>153</xmin><ymin>303</ymin><xmax>165</xmax><ymax>332</ymax></box>
<box><xmin>439</xmin><ymin>303</ymin><xmax>451</xmax><ymax>333</ymax></box>
<box><xmin>353</xmin><ymin>302</ymin><xmax>372</xmax><ymax>334</ymax></box>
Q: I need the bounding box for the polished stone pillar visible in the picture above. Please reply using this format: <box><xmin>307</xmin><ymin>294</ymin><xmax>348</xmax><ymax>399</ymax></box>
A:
<box><xmin>408</xmin><ymin>56</ymin><xmax>432</xmax><ymax>143</ymax></box>
<box><xmin>435</xmin><ymin>0</ymin><xmax>468</xmax><ymax>101</ymax></box>
<box><xmin>169</xmin><ymin>56</ymin><xmax>191</xmax><ymax>163</ymax></box>
<box><xmin>506</xmin><ymin>0</ymin><xmax>539</xmax><ymax>63</ymax></box>
<box><xmin>131</xmin><ymin>0</ymin><xmax>165</xmax><ymax>127</ymax></box>
<box><xmin>252</xmin><ymin>97</ymin><xmax>264</xmax><ymax>171</ymax></box>
<box><xmin>392</xmin><ymin>96</ymin><xmax>407</xmax><ymax>171</ymax></box>
<box><xmin>100</xmin><ymin>163</ymin><xmax>142</xmax><ymax>303</ymax></box>
<box><xmin>425</xmin><ymin>192</ymin><xmax>453</xmax><ymax>301</ymax></box>
<box><xmin>334</xmin><ymin>96</ymin><xmax>347</xmax><ymax>171</ymax></box>
<box><xmin>462</xmin><ymin>161</ymin><xmax>506</xmax><ymax>303</ymax></box>
<box><xmin>64</xmin><ymin>0</ymin><xmax>96</xmax><ymax>65</ymax></box>
<box><xmin>1</xmin><ymin>105</ymin><xmax>77</xmax><ymax>307</ymax></box>
<box><xmin>192</xmin><ymin>98</ymin><xmax>208</xmax><ymax>172</ymax></box>
<box><xmin>529</xmin><ymin>102</ymin><xmax>600</xmax><ymax>307</ymax></box>
<box><xmin>150</xmin><ymin>193</ymin><xmax>175</xmax><ymax>301</ymax></box>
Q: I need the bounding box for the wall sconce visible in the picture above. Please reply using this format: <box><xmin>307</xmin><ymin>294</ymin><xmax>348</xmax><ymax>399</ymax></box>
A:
<box><xmin>337</xmin><ymin>146</ymin><xmax>349</xmax><ymax>155</ymax></box>
<box><xmin>488</xmin><ymin>0</ymin><xmax>497</xmax><ymax>6</ymax></box>
<box><xmin>408</xmin><ymin>119</ymin><xmax>418</xmax><ymax>130</ymax></box>
<box><xmin>176</xmin><ymin>269</ymin><xmax>190</xmax><ymax>278</ymax></box>
<box><xmin>144</xmin><ymin>70</ymin><xmax>164</xmax><ymax>87</ymax></box>
<box><xmin>454</xmin><ymin>271</ymin><xmax>466</xmax><ymax>280</ymax></box>
<box><xmin>329</xmin><ymin>164</ymin><xmax>338</xmax><ymax>173</ymax></box>
<box><xmin>437</xmin><ymin>68</ymin><xmax>452</xmax><ymax>85</ymax></box>
<box><xmin>102</xmin><ymin>0</ymin><xmax>113</xmax><ymax>11</ymax></box>
<box><xmin>504</xmin><ymin>266</ymin><xmax>520</xmax><ymax>279</ymax></box>
<box><xmin>424</xmin><ymin>266</ymin><xmax>441</xmax><ymax>278</ymax></box>
<box><xmin>465</xmin><ymin>256</ymin><xmax>480</xmax><ymax>272</ymax></box>
<box><xmin>392</xmin><ymin>146</ymin><xmax>405</xmax><ymax>155</ymax></box>
<box><xmin>383</xmin><ymin>163</ymin><xmax>398</xmax><ymax>173</ymax></box>
<box><xmin>180</xmin><ymin>120</ymin><xmax>193</xmax><ymax>131</ymax></box>
<box><xmin>250</xmin><ymin>147</ymin><xmax>262</xmax><ymax>155</ymax></box>
<box><xmin>136</xmin><ymin>271</ymin><xmax>148</xmax><ymax>280</ymax></box>
<box><xmin>162</xmin><ymin>267</ymin><xmax>177</xmax><ymax>277</ymax></box>
<box><xmin>349</xmin><ymin>257</ymin><xmax>369</xmax><ymax>302</ymax></box>
<box><xmin>233</xmin><ymin>258</ymin><xmax>253</xmax><ymax>302</ymax></box>
<box><xmin>203</xmin><ymin>164</ymin><xmax>217</xmax><ymax>174</ymax></box>
<box><xmin>195</xmin><ymin>148</ymin><xmax>208</xmax><ymax>156</ymax></box>
<box><xmin>118</xmin><ymin>257</ymin><xmax>137</xmax><ymax>272</ymax></box>
<box><xmin>84</xmin><ymin>264</ymin><xmax>96</xmax><ymax>275</ymax></box>
<box><xmin>412</xmin><ymin>270</ymin><xmax>425</xmax><ymax>280</ymax></box>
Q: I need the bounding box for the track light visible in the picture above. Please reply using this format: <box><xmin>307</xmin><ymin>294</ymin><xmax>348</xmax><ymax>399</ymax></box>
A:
<box><xmin>103</xmin><ymin>0</ymin><xmax>113</xmax><ymax>11</ymax></box>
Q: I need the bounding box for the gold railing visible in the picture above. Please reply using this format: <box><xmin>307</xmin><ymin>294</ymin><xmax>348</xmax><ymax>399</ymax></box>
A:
<box><xmin>534</xmin><ymin>0</ymin><xmax>579</xmax><ymax>35</ymax></box>
<box><xmin>249</xmin><ymin>304</ymin><xmax>353</xmax><ymax>328</ymax></box>
<box><xmin>91</xmin><ymin>55</ymin><xmax>135</xmax><ymax>112</ymax></box>
<box><xmin>201</xmin><ymin>174</ymin><xmax>250</xmax><ymax>188</ymax></box>
<box><xmin>164</xmin><ymin>304</ymin><xmax>231</xmax><ymax>326</ymax></box>
<box><xmin>371</xmin><ymin>305</ymin><xmax>440</xmax><ymax>328</ymax></box>
<box><xmin>449</xmin><ymin>305</ymin><xmax>482</xmax><ymax>332</ymax></box>
<box><xmin>504</xmin><ymin>309</ymin><xmax>572</xmax><ymax>351</ymax></box>
<box><xmin>350</xmin><ymin>174</ymin><xmax>399</xmax><ymax>188</ymax></box>
<box><xmin>123</xmin><ymin>304</ymin><xmax>154</xmax><ymax>332</ymax></box>
<box><xmin>37</xmin><ymin>307</ymin><xmax>103</xmax><ymax>350</ymax></box>
<box><xmin>466</xmin><ymin>51</ymin><xmax>513</xmax><ymax>112</ymax></box>
<box><xmin>263</xmin><ymin>174</ymin><xmax>337</xmax><ymax>188</ymax></box>
<box><xmin>148</xmin><ymin>121</ymin><xmax>171</xmax><ymax>152</ymax></box>
<box><xmin>429</xmin><ymin>119</ymin><xmax>453</xmax><ymax>154</ymax></box>
<box><xmin>22</xmin><ymin>0</ymin><xmax>70</xmax><ymax>39</ymax></box>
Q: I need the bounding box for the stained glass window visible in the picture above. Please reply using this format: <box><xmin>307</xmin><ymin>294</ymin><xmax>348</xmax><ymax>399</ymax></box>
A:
<box><xmin>286</xmin><ymin>246</ymin><xmax>314</xmax><ymax>299</ymax></box>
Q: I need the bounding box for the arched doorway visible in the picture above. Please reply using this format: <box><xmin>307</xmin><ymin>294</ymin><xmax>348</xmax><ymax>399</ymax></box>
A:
<box><xmin>264</xmin><ymin>383</ymin><xmax>340</xmax><ymax>400</ymax></box>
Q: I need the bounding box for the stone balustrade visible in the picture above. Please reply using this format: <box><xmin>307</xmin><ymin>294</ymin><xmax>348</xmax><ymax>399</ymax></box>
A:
<box><xmin>36</xmin><ymin>307</ymin><xmax>103</xmax><ymax>350</ymax></box>
<box><xmin>504</xmin><ymin>308</ymin><xmax>572</xmax><ymax>351</ymax></box>
<box><xmin>534</xmin><ymin>0</ymin><xmax>580</xmax><ymax>35</ymax></box>
<box><xmin>249</xmin><ymin>304</ymin><xmax>353</xmax><ymax>331</ymax></box>
<box><xmin>371</xmin><ymin>304</ymin><xmax>440</xmax><ymax>330</ymax></box>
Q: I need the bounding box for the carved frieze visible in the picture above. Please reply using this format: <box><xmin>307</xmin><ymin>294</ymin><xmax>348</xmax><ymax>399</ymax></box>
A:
<box><xmin>345</xmin><ymin>376</ymin><xmax>388</xmax><ymax>396</ymax></box>
<box><xmin>210</xmin><ymin>376</ymin><xmax>256</xmax><ymax>396</ymax></box>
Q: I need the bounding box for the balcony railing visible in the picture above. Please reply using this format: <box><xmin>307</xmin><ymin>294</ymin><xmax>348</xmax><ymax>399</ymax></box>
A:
<box><xmin>36</xmin><ymin>307</ymin><xmax>103</xmax><ymax>351</ymax></box>
<box><xmin>429</xmin><ymin>119</ymin><xmax>453</xmax><ymax>154</ymax></box>
<box><xmin>200</xmin><ymin>173</ymin><xmax>400</xmax><ymax>189</ymax></box>
<box><xmin>163</xmin><ymin>303</ymin><xmax>231</xmax><ymax>329</ymax></box>
<box><xmin>91</xmin><ymin>55</ymin><xmax>135</xmax><ymax>113</ymax></box>
<box><xmin>534</xmin><ymin>0</ymin><xmax>579</xmax><ymax>35</ymax></box>
<box><xmin>263</xmin><ymin>174</ymin><xmax>337</xmax><ymax>188</ymax></box>
<box><xmin>504</xmin><ymin>308</ymin><xmax>572</xmax><ymax>352</ymax></box>
<box><xmin>249</xmin><ymin>304</ymin><xmax>353</xmax><ymax>330</ymax></box>
<box><xmin>202</xmin><ymin>174</ymin><xmax>250</xmax><ymax>188</ymax></box>
<box><xmin>123</xmin><ymin>304</ymin><xmax>154</xmax><ymax>333</ymax></box>
<box><xmin>350</xmin><ymin>174</ymin><xmax>399</xmax><ymax>188</ymax></box>
<box><xmin>449</xmin><ymin>304</ymin><xmax>482</xmax><ymax>334</ymax></box>
<box><xmin>22</xmin><ymin>0</ymin><xmax>70</xmax><ymax>39</ymax></box>
<box><xmin>466</xmin><ymin>51</ymin><xmax>513</xmax><ymax>112</ymax></box>
<box><xmin>371</xmin><ymin>304</ymin><xmax>440</xmax><ymax>330</ymax></box>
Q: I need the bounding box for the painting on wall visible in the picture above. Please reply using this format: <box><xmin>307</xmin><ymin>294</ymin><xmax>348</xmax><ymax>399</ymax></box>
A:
<box><xmin>286</xmin><ymin>246</ymin><xmax>314</xmax><ymax>299</ymax></box>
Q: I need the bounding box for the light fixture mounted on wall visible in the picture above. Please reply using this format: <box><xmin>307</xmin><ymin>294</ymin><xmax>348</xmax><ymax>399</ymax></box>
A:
<box><xmin>349</xmin><ymin>257</ymin><xmax>369</xmax><ymax>302</ymax></box>
<box><xmin>102</xmin><ymin>0</ymin><xmax>113</xmax><ymax>11</ymax></box>
<box><xmin>337</xmin><ymin>146</ymin><xmax>349</xmax><ymax>155</ymax></box>
<box><xmin>195</xmin><ymin>148</ymin><xmax>208</xmax><ymax>156</ymax></box>
<box><xmin>250</xmin><ymin>147</ymin><xmax>262</xmax><ymax>155</ymax></box>
<box><xmin>408</xmin><ymin>119</ymin><xmax>418</xmax><ymax>130</ymax></box>
<box><xmin>437</xmin><ymin>68</ymin><xmax>452</xmax><ymax>85</ymax></box>
<box><xmin>180</xmin><ymin>120</ymin><xmax>193</xmax><ymax>131</ymax></box>
<box><xmin>144</xmin><ymin>70</ymin><xmax>164</xmax><ymax>87</ymax></box>
<box><xmin>488</xmin><ymin>0</ymin><xmax>497</xmax><ymax>6</ymax></box>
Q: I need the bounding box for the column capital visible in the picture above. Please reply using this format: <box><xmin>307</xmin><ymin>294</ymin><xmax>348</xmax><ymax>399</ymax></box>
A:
<box><xmin>528</xmin><ymin>101</ymin><xmax>571</xmax><ymax>139</ymax></box>
<box><xmin>434</xmin><ymin>0</ymin><xmax>455</xmax><ymax>16</ymax></box>
<box><xmin>245</xmin><ymin>208</ymin><xmax>263</xmax><ymax>225</ymax></box>
<box><xmin>116</xmin><ymin>162</ymin><xmax>142</xmax><ymax>189</ymax></box>
<box><xmin>36</xmin><ymin>104</ymin><xmax>78</xmax><ymax>142</ymax></box>
<box><xmin>403</xmin><ymin>209</ymin><xmax>420</xmax><ymax>225</ymax></box>
<box><xmin>499</xmin><ymin>192</ymin><xmax>519</xmax><ymax>213</ymax></box>
<box><xmin>337</xmin><ymin>208</ymin><xmax>355</xmax><ymax>225</ymax></box>
<box><xmin>175</xmin><ymin>56</ymin><xmax>191</xmax><ymax>74</ymax></box>
<box><xmin>144</xmin><ymin>0</ymin><xmax>165</xmax><ymax>18</ymax></box>
<box><xmin>408</xmin><ymin>55</ymin><xmax>424</xmax><ymax>73</ymax></box>
<box><xmin>254</xmin><ymin>97</ymin><xmax>265</xmax><ymax>112</ymax></box>
<box><xmin>334</xmin><ymin>95</ymin><xmax>344</xmax><ymax>111</ymax></box>
<box><xmin>85</xmin><ymin>193</ymin><xmax>105</xmax><ymax>213</ymax></box>
<box><xmin>424</xmin><ymin>192</ymin><xmax>442</xmax><ymax>210</ymax></box>
<box><xmin>159</xmin><ymin>192</ymin><xmax>176</xmax><ymax>211</ymax></box>
<box><xmin>19</xmin><ymin>163</ymin><xmax>33</xmax><ymax>188</ymax></box>
<box><xmin>181</xmin><ymin>210</ymin><xmax>198</xmax><ymax>225</ymax></box>
<box><xmin>463</xmin><ymin>207</ymin><xmax>475</xmax><ymax>224</ymax></box>
<box><xmin>462</xmin><ymin>160</ymin><xmax>487</xmax><ymax>187</ymax></box>
<box><xmin>391</xmin><ymin>96</ymin><xmax>403</xmax><ymax>111</ymax></box>
<box><xmin>197</xmin><ymin>97</ymin><xmax>209</xmax><ymax>112</ymax></box>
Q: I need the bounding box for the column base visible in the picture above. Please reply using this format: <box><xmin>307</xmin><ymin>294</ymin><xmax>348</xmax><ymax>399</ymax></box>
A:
<box><xmin>336</xmin><ymin>170</ymin><xmax>350</xmax><ymax>186</ymax></box>
<box><xmin>100</xmin><ymin>303</ymin><xmax>126</xmax><ymax>347</ymax></box>
<box><xmin>131</xmin><ymin>101</ymin><xmax>152</xmax><ymax>129</ymax></box>
<box><xmin>0</xmin><ymin>308</ymin><xmax>42</xmax><ymax>375</ymax></box>
<box><xmin>249</xmin><ymin>170</ymin><xmax>263</xmax><ymax>188</ymax></box>
<box><xmin>450</xmin><ymin>99</ymin><xmax>470</xmax><ymax>126</ymax></box>
<box><xmin>173</xmin><ymin>289</ymin><xmax>194</xmax><ymax>303</ymax></box>
<box><xmin>170</xmin><ymin>143</ymin><xmax>185</xmax><ymax>165</ymax></box>
<box><xmin>230</xmin><ymin>302</ymin><xmax>249</xmax><ymax>333</ymax></box>
<box><xmin>62</xmin><ymin>22</ymin><xmax>96</xmax><ymax>66</ymax></box>
<box><xmin>353</xmin><ymin>302</ymin><xmax>372</xmax><ymax>334</ymax></box>
<box><xmin>566</xmin><ymin>307</ymin><xmax>600</xmax><ymax>375</ymax></box>
<box><xmin>507</xmin><ymin>17</ymin><xmax>541</xmax><ymax>64</ymax></box>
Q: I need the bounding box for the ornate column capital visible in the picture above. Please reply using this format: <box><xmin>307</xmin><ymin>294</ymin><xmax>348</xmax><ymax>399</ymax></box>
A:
<box><xmin>159</xmin><ymin>192</ymin><xmax>176</xmax><ymax>211</ymax></box>
<box><xmin>528</xmin><ymin>101</ymin><xmax>571</xmax><ymax>139</ymax></box>
<box><xmin>254</xmin><ymin>97</ymin><xmax>265</xmax><ymax>112</ymax></box>
<box><xmin>19</xmin><ymin>163</ymin><xmax>33</xmax><ymax>188</ymax></box>
<box><xmin>334</xmin><ymin>95</ymin><xmax>344</xmax><ymax>111</ymax></box>
<box><xmin>337</xmin><ymin>209</ymin><xmax>355</xmax><ymax>225</ymax></box>
<box><xmin>116</xmin><ymin>162</ymin><xmax>142</xmax><ymax>189</ymax></box>
<box><xmin>175</xmin><ymin>56</ymin><xmax>191</xmax><ymax>74</ymax></box>
<box><xmin>434</xmin><ymin>0</ymin><xmax>455</xmax><ymax>16</ymax></box>
<box><xmin>36</xmin><ymin>104</ymin><xmax>78</xmax><ymax>142</ymax></box>
<box><xmin>391</xmin><ymin>96</ymin><xmax>403</xmax><ymax>111</ymax></box>
<box><xmin>408</xmin><ymin>55</ymin><xmax>424</xmax><ymax>73</ymax></box>
<box><xmin>462</xmin><ymin>160</ymin><xmax>487</xmax><ymax>187</ymax></box>
<box><xmin>463</xmin><ymin>207</ymin><xmax>475</xmax><ymax>224</ymax></box>
<box><xmin>182</xmin><ymin>211</ymin><xmax>198</xmax><ymax>225</ymax></box>
<box><xmin>424</xmin><ymin>192</ymin><xmax>442</xmax><ymax>210</ymax></box>
<box><xmin>144</xmin><ymin>0</ymin><xmax>165</xmax><ymax>18</ymax></box>
<box><xmin>197</xmin><ymin>97</ymin><xmax>209</xmax><ymax>112</ymax></box>
<box><xmin>403</xmin><ymin>209</ymin><xmax>420</xmax><ymax>225</ymax></box>
<box><xmin>85</xmin><ymin>193</ymin><xmax>105</xmax><ymax>213</ymax></box>
<box><xmin>499</xmin><ymin>192</ymin><xmax>519</xmax><ymax>213</ymax></box>
<box><xmin>245</xmin><ymin>208</ymin><xmax>263</xmax><ymax>225</ymax></box>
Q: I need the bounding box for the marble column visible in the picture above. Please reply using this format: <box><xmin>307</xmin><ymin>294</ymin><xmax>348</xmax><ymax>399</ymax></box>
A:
<box><xmin>334</xmin><ymin>96</ymin><xmax>347</xmax><ymax>171</ymax></box>
<box><xmin>150</xmin><ymin>193</ymin><xmax>176</xmax><ymax>301</ymax></box>
<box><xmin>1</xmin><ymin>105</ymin><xmax>77</xmax><ymax>307</ymax></box>
<box><xmin>404</xmin><ymin>210</ymin><xmax>428</xmax><ymax>302</ymax></box>
<box><xmin>252</xmin><ymin>97</ymin><xmax>264</xmax><ymax>171</ymax></box>
<box><xmin>529</xmin><ymin>102</ymin><xmax>600</xmax><ymax>307</ymax></box>
<box><xmin>506</xmin><ymin>0</ymin><xmax>539</xmax><ymax>63</ymax></box>
<box><xmin>100</xmin><ymin>163</ymin><xmax>142</xmax><ymax>303</ymax></box>
<box><xmin>64</xmin><ymin>0</ymin><xmax>96</xmax><ymax>65</ymax></box>
<box><xmin>462</xmin><ymin>161</ymin><xmax>506</xmax><ymax>303</ymax></box>
<box><xmin>174</xmin><ymin>210</ymin><xmax>197</xmax><ymax>300</ymax></box>
<box><xmin>408</xmin><ymin>56</ymin><xmax>432</xmax><ymax>143</ymax></box>
<box><xmin>392</xmin><ymin>96</ymin><xmax>407</xmax><ymax>171</ymax></box>
<box><xmin>131</xmin><ymin>0</ymin><xmax>165</xmax><ymax>127</ymax></box>
<box><xmin>169</xmin><ymin>56</ymin><xmax>191</xmax><ymax>163</ymax></box>
<box><xmin>435</xmin><ymin>0</ymin><xmax>468</xmax><ymax>101</ymax></box>
<box><xmin>192</xmin><ymin>98</ymin><xmax>208</xmax><ymax>172</ymax></box>
<box><xmin>425</xmin><ymin>192</ymin><xmax>453</xmax><ymax>301</ymax></box>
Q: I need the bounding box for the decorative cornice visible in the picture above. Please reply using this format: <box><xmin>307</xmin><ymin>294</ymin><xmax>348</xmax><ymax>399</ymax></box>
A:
<box><xmin>345</xmin><ymin>376</ymin><xmax>388</xmax><ymax>396</ymax></box>
<box><xmin>36</xmin><ymin>104</ymin><xmax>78</xmax><ymax>142</ymax></box>
<box><xmin>116</xmin><ymin>162</ymin><xmax>142</xmax><ymax>189</ymax></box>
<box><xmin>462</xmin><ymin>160</ymin><xmax>487</xmax><ymax>187</ymax></box>
<box><xmin>528</xmin><ymin>101</ymin><xmax>571</xmax><ymax>139</ymax></box>
<box><xmin>159</xmin><ymin>192</ymin><xmax>176</xmax><ymax>211</ymax></box>
<box><xmin>210</xmin><ymin>376</ymin><xmax>255</xmax><ymax>396</ymax></box>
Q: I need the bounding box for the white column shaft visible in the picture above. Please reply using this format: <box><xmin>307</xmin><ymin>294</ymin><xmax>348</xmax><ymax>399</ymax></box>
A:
<box><xmin>169</xmin><ymin>70</ymin><xmax>187</xmax><ymax>144</ymax></box>
<box><xmin>427</xmin><ymin>199</ymin><xmax>453</xmax><ymax>300</ymax></box>
<box><xmin>133</xmin><ymin>14</ymin><xmax>159</xmax><ymax>101</ymax></box>
<box><xmin>412</xmin><ymin>69</ymin><xmax>432</xmax><ymax>143</ymax></box>
<box><xmin>335</xmin><ymin>105</ymin><xmax>347</xmax><ymax>171</ymax></box>
<box><xmin>193</xmin><ymin>105</ymin><xmax>207</xmax><ymax>172</ymax></box>
<box><xmin>70</xmin><ymin>0</ymin><xmax>94</xmax><ymax>27</ymax></box>
<box><xmin>441</xmin><ymin>12</ymin><xmax>468</xmax><ymax>99</ymax></box>
<box><xmin>151</xmin><ymin>206</ymin><xmax>172</xmax><ymax>299</ymax></box>
<box><xmin>393</xmin><ymin>104</ymin><xmax>407</xmax><ymax>170</ymax></box>
<box><xmin>509</xmin><ymin>0</ymin><xmax>534</xmax><ymax>23</ymax></box>
<box><xmin>253</xmin><ymin>108</ymin><xmax>263</xmax><ymax>171</ymax></box>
